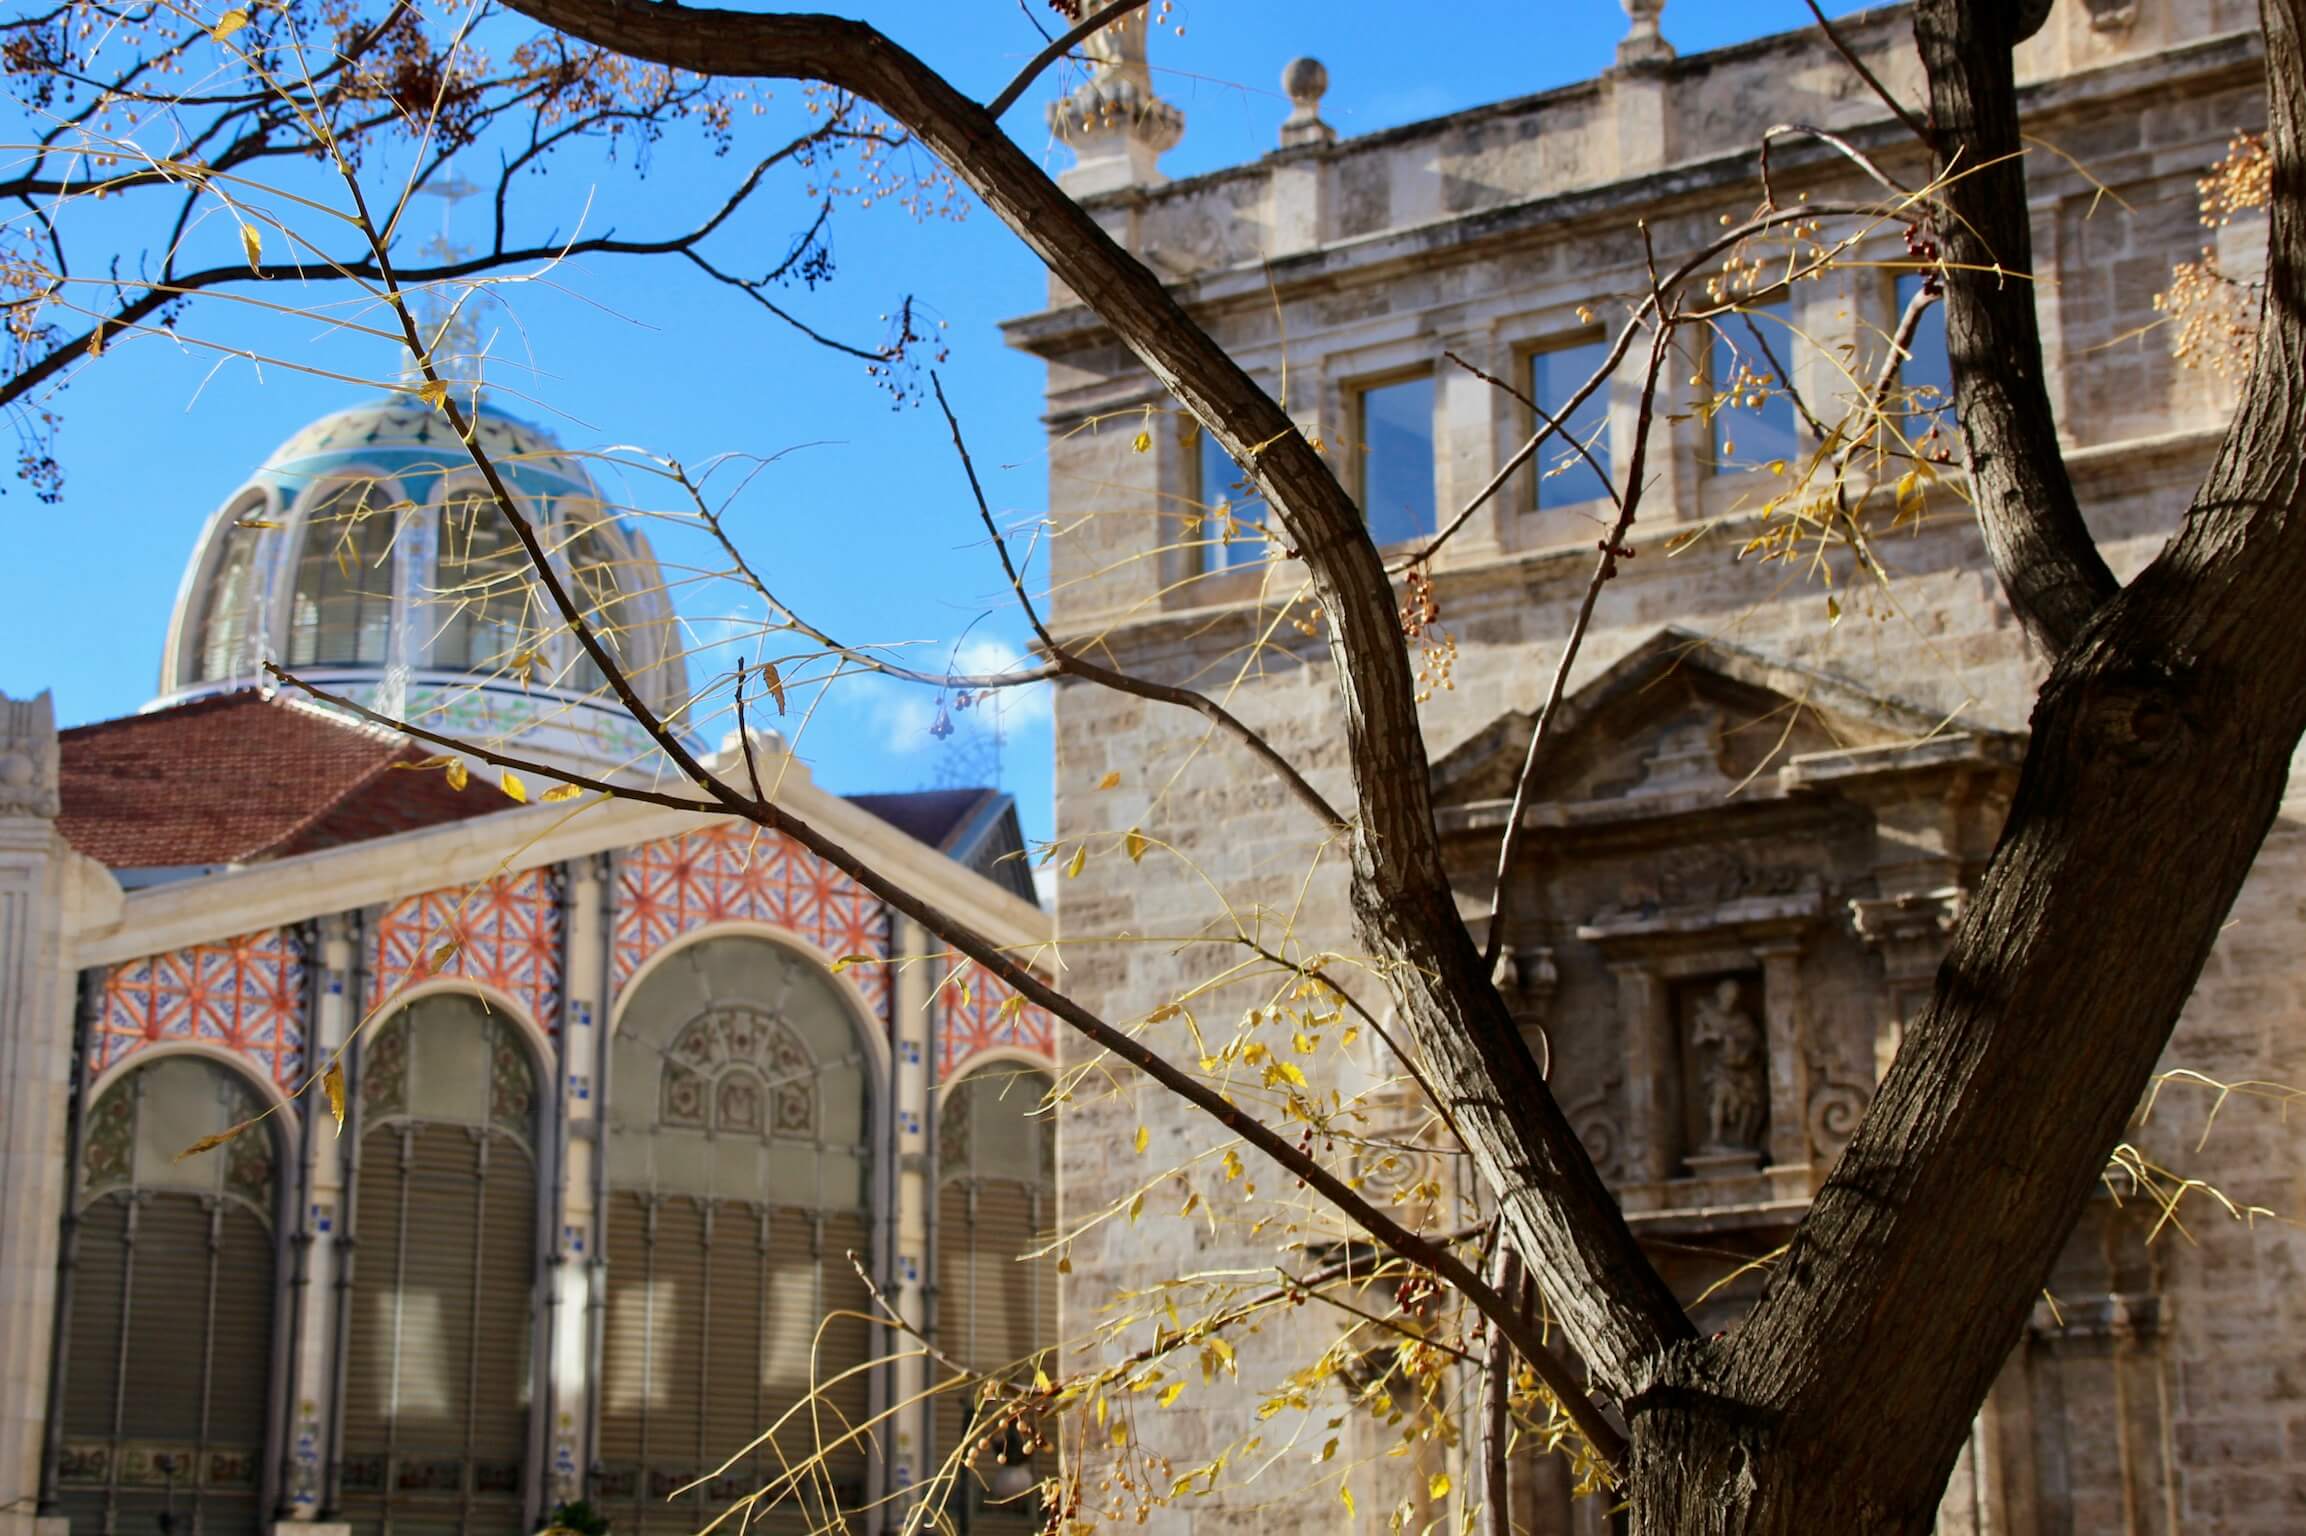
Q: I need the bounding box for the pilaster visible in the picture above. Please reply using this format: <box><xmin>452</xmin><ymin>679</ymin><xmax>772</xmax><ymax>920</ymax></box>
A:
<box><xmin>553</xmin><ymin>854</ymin><xmax>608</xmax><ymax>1511</ymax></box>
<box><xmin>886</xmin><ymin>915</ymin><xmax>936</xmax><ymax>1522</ymax></box>
<box><xmin>0</xmin><ymin>693</ymin><xmax>72</xmax><ymax>1536</ymax></box>
<box><xmin>280</xmin><ymin>913</ymin><xmax>357</xmax><ymax>1523</ymax></box>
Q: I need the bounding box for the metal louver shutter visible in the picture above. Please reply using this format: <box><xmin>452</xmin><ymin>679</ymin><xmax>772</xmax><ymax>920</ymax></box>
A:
<box><xmin>342</xmin><ymin>1123</ymin><xmax>534</xmax><ymax>1536</ymax></box>
<box><xmin>935</xmin><ymin>1179</ymin><xmax>1046</xmax><ymax>1533</ymax></box>
<box><xmin>59</xmin><ymin>1192</ymin><xmax>273</xmax><ymax>1536</ymax></box>
<box><xmin>699</xmin><ymin>1203</ymin><xmax>770</xmax><ymax>1518</ymax></box>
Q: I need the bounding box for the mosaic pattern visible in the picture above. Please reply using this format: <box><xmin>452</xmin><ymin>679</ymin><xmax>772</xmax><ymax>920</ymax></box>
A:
<box><xmin>940</xmin><ymin>966</ymin><xmax>1056</xmax><ymax>1076</ymax></box>
<box><xmin>97</xmin><ymin>930</ymin><xmax>307</xmax><ymax>1090</ymax></box>
<box><xmin>613</xmin><ymin>822</ymin><xmax>891</xmax><ymax>1021</ymax></box>
<box><xmin>368</xmin><ymin>868</ymin><xmax>563</xmax><ymax>1030</ymax></box>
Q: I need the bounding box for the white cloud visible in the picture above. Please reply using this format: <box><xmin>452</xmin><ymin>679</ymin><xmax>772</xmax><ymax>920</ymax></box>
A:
<box><xmin>857</xmin><ymin>634</ymin><xmax>1051</xmax><ymax>757</ymax></box>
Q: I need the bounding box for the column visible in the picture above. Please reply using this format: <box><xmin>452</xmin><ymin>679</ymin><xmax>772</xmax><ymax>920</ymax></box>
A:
<box><xmin>553</xmin><ymin>855</ymin><xmax>608</xmax><ymax>1512</ymax></box>
<box><xmin>1757</xmin><ymin>939</ymin><xmax>1813</xmax><ymax>1197</ymax></box>
<box><xmin>1613</xmin><ymin>964</ymin><xmax>1677</xmax><ymax>1185</ymax></box>
<box><xmin>0</xmin><ymin>693</ymin><xmax>74</xmax><ymax>1536</ymax></box>
<box><xmin>885</xmin><ymin>916</ymin><xmax>936</xmax><ymax>1525</ymax></box>
<box><xmin>283</xmin><ymin>914</ymin><xmax>357</xmax><ymax>1533</ymax></box>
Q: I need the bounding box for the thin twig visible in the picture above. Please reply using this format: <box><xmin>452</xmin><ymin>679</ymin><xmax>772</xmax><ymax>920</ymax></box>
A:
<box><xmin>1802</xmin><ymin>0</ymin><xmax>1933</xmax><ymax>149</ymax></box>
<box><xmin>1481</xmin><ymin>327</ymin><xmax>1673</xmax><ymax>975</ymax></box>
<box><xmin>986</xmin><ymin>0</ymin><xmax>1155</xmax><ymax>120</ymax></box>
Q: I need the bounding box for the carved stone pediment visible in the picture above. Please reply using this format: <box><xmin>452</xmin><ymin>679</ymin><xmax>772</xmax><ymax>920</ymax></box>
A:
<box><xmin>1429</xmin><ymin>628</ymin><xmax>2020</xmax><ymax>834</ymax></box>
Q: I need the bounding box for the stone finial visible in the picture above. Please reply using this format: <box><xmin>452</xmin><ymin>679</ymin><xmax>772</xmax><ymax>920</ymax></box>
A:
<box><xmin>0</xmin><ymin>691</ymin><xmax>59</xmax><ymax>820</ymax></box>
<box><xmin>1048</xmin><ymin>9</ymin><xmax>1185</xmax><ymax>197</ymax></box>
<box><xmin>1618</xmin><ymin>0</ymin><xmax>1675</xmax><ymax>68</ymax></box>
<box><xmin>1279</xmin><ymin>57</ymin><xmax>1336</xmax><ymax>149</ymax></box>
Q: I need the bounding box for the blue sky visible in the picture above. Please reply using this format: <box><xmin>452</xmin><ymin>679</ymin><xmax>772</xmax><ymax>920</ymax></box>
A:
<box><xmin>1</xmin><ymin>0</ymin><xmax>1866</xmax><ymax>853</ymax></box>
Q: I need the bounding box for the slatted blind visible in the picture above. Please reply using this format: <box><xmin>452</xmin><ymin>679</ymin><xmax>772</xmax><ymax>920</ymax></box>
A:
<box><xmin>57</xmin><ymin>1056</ymin><xmax>278</xmax><ymax>1536</ymax></box>
<box><xmin>599</xmin><ymin>936</ymin><xmax>878</xmax><ymax>1534</ymax></box>
<box><xmin>934</xmin><ymin>1068</ymin><xmax>1055</xmax><ymax>1533</ymax></box>
<box><xmin>341</xmin><ymin>1001</ymin><xmax>539</xmax><ymax>1536</ymax></box>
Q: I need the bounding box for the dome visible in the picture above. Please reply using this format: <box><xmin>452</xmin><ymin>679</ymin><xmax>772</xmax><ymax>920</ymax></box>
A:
<box><xmin>155</xmin><ymin>396</ymin><xmax>691</xmax><ymax>779</ymax></box>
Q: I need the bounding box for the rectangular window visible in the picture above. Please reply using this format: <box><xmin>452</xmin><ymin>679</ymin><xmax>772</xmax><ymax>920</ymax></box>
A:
<box><xmin>1194</xmin><ymin>429</ymin><xmax>1268</xmax><ymax>569</ymax></box>
<box><xmin>1354</xmin><ymin>373</ymin><xmax>1436</xmax><ymax>546</ymax></box>
<box><xmin>1529</xmin><ymin>337</ymin><xmax>1613</xmax><ymax>510</ymax></box>
<box><xmin>1708</xmin><ymin>297</ymin><xmax>1799</xmax><ymax>475</ymax></box>
<box><xmin>1895</xmin><ymin>271</ymin><xmax>1957</xmax><ymax>445</ymax></box>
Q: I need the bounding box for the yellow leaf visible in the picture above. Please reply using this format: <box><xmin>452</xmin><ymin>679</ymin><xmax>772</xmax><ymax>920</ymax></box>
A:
<box><xmin>416</xmin><ymin>377</ymin><xmax>449</xmax><ymax>411</ymax></box>
<box><xmin>1766</xmin><ymin>459</ymin><xmax>1787</xmax><ymax>476</ymax></box>
<box><xmin>1894</xmin><ymin>468</ymin><xmax>1921</xmax><ymax>506</ymax></box>
<box><xmin>996</xmin><ymin>994</ymin><xmax>1026</xmax><ymax>1022</ymax></box>
<box><xmin>762</xmin><ymin>659</ymin><xmax>787</xmax><ymax>714</ymax></box>
<box><xmin>1135</xmin><ymin>1125</ymin><xmax>1150</xmax><ymax>1155</ymax></box>
<box><xmin>500</xmin><ymin>769</ymin><xmax>528</xmax><ymax>803</ymax></box>
<box><xmin>1320</xmin><ymin>1438</ymin><xmax>1338</xmax><ymax>1464</ymax></box>
<box><xmin>541</xmin><ymin>783</ymin><xmax>582</xmax><ymax>803</ymax></box>
<box><xmin>1132</xmin><ymin>430</ymin><xmax>1152</xmax><ymax>454</ymax></box>
<box><xmin>1825</xmin><ymin>594</ymin><xmax>1842</xmax><ymax>626</ymax></box>
<box><xmin>211</xmin><ymin>9</ymin><xmax>249</xmax><ymax>43</ymax></box>
<box><xmin>1127</xmin><ymin>1192</ymin><xmax>1144</xmax><ymax>1223</ymax></box>
<box><xmin>430</xmin><ymin>938</ymin><xmax>462</xmax><ymax>974</ymax></box>
<box><xmin>239</xmin><ymin>221</ymin><xmax>261</xmax><ymax>272</ymax></box>
<box><xmin>1125</xmin><ymin>827</ymin><xmax>1149</xmax><ymax>863</ymax></box>
<box><xmin>173</xmin><ymin>1120</ymin><xmax>253</xmax><ymax>1162</ymax></box>
<box><xmin>322</xmin><ymin>1062</ymin><xmax>346</xmax><ymax>1136</ymax></box>
<box><xmin>1341</xmin><ymin>1486</ymin><xmax>1356</xmax><ymax>1518</ymax></box>
<box><xmin>87</xmin><ymin>323</ymin><xmax>103</xmax><ymax>358</ymax></box>
<box><xmin>1159</xmin><ymin>1381</ymin><xmax>1186</xmax><ymax>1407</ymax></box>
<box><xmin>443</xmin><ymin>757</ymin><xmax>469</xmax><ymax>792</ymax></box>
<box><xmin>233</xmin><ymin>517</ymin><xmax>281</xmax><ymax>530</ymax></box>
<box><xmin>1058</xmin><ymin>1253</ymin><xmax>1073</xmax><ymax>1276</ymax></box>
<box><xmin>1065</xmin><ymin>843</ymin><xmax>1087</xmax><ymax>879</ymax></box>
<box><xmin>830</xmin><ymin>954</ymin><xmax>873</xmax><ymax>973</ymax></box>
<box><xmin>1095</xmin><ymin>769</ymin><xmax>1121</xmax><ymax>790</ymax></box>
<box><xmin>1428</xmin><ymin>1473</ymin><xmax>1451</xmax><ymax>1500</ymax></box>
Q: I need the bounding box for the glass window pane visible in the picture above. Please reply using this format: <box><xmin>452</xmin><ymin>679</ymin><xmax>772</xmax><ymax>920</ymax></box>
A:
<box><xmin>287</xmin><ymin>480</ymin><xmax>394</xmax><ymax>666</ymax></box>
<box><xmin>1357</xmin><ymin>375</ymin><xmax>1436</xmax><ymax>545</ymax></box>
<box><xmin>434</xmin><ymin>491</ymin><xmax>535</xmax><ymax>673</ymax></box>
<box><xmin>1895</xmin><ymin>271</ymin><xmax>1958</xmax><ymax>445</ymax></box>
<box><xmin>1709</xmin><ymin>300</ymin><xmax>1799</xmax><ymax>475</ymax></box>
<box><xmin>193</xmin><ymin>510</ymin><xmax>267</xmax><ymax>683</ymax></box>
<box><xmin>1530</xmin><ymin>339</ymin><xmax>1613</xmax><ymax>510</ymax></box>
<box><xmin>1196</xmin><ymin>431</ymin><xmax>1268</xmax><ymax>568</ymax></box>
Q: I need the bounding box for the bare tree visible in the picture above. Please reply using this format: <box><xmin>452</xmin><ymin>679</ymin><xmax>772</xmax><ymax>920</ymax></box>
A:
<box><xmin>45</xmin><ymin>0</ymin><xmax>2306</xmax><ymax>1531</ymax></box>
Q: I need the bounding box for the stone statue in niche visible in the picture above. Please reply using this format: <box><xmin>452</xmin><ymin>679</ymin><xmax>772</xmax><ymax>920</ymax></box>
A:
<box><xmin>1686</xmin><ymin>976</ymin><xmax>1767</xmax><ymax>1165</ymax></box>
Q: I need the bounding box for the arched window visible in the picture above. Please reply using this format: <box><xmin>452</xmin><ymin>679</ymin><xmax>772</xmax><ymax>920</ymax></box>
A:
<box><xmin>188</xmin><ymin>496</ymin><xmax>272</xmax><ymax>684</ymax></box>
<box><xmin>935</xmin><ymin>1065</ymin><xmax>1056</xmax><ymax>1532</ymax></box>
<box><xmin>433</xmin><ymin>489</ymin><xmax>541</xmax><ymax>674</ymax></box>
<box><xmin>57</xmin><ymin>1054</ymin><xmax>281</xmax><ymax>1536</ymax></box>
<box><xmin>287</xmin><ymin>479</ymin><xmax>396</xmax><ymax>667</ymax></box>
<box><xmin>598</xmin><ymin>936</ymin><xmax>876</xmax><ymax>1533</ymax></box>
<box><xmin>340</xmin><ymin>997</ymin><xmax>541</xmax><ymax>1536</ymax></box>
<box><xmin>563</xmin><ymin>510</ymin><xmax>632</xmax><ymax>696</ymax></box>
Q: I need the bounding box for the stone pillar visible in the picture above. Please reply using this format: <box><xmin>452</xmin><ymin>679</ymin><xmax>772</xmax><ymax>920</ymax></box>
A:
<box><xmin>1435</xmin><ymin>324</ymin><xmax>1504</xmax><ymax>558</ymax></box>
<box><xmin>0</xmin><ymin>693</ymin><xmax>73</xmax><ymax>1536</ymax></box>
<box><xmin>1611</xmin><ymin>3</ymin><xmax>1675</xmax><ymax>181</ymax></box>
<box><xmin>1756</xmin><ymin>940</ymin><xmax>1813</xmax><ymax>1194</ymax></box>
<box><xmin>553</xmin><ymin>855</ymin><xmax>609</xmax><ymax>1511</ymax></box>
<box><xmin>1851</xmin><ymin>888</ymin><xmax>1962</xmax><ymax>1082</ymax></box>
<box><xmin>1613</xmin><ymin>965</ymin><xmax>1678</xmax><ymax>1185</ymax></box>
<box><xmin>886</xmin><ymin>916</ymin><xmax>937</xmax><ymax>1523</ymax></box>
<box><xmin>281</xmin><ymin>914</ymin><xmax>357</xmax><ymax>1527</ymax></box>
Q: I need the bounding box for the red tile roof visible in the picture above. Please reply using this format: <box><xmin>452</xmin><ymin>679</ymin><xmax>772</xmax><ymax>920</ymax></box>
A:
<box><xmin>57</xmin><ymin>690</ymin><xmax>515</xmax><ymax>870</ymax></box>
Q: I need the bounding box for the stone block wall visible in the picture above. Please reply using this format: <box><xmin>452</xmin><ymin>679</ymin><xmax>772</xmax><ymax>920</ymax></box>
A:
<box><xmin>1016</xmin><ymin>3</ymin><xmax>2303</xmax><ymax>1532</ymax></box>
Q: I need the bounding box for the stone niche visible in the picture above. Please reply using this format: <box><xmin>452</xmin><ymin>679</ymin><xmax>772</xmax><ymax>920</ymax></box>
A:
<box><xmin>1439</xmin><ymin>629</ymin><xmax>2020</xmax><ymax>1234</ymax></box>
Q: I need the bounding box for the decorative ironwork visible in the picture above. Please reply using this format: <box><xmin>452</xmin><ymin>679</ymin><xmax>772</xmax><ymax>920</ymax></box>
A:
<box><xmin>614</xmin><ymin>822</ymin><xmax>891</xmax><ymax>1021</ymax></box>
<box><xmin>369</xmin><ymin>867</ymin><xmax>564</xmax><ymax>1031</ymax></box>
<box><xmin>97</xmin><ymin>928</ymin><xmax>307</xmax><ymax>1090</ymax></box>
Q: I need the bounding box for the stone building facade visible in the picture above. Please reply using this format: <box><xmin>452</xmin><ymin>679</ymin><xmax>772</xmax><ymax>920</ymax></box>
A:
<box><xmin>0</xmin><ymin>398</ymin><xmax>1062</xmax><ymax>1536</ymax></box>
<box><xmin>1009</xmin><ymin>2</ymin><xmax>2298</xmax><ymax>1531</ymax></box>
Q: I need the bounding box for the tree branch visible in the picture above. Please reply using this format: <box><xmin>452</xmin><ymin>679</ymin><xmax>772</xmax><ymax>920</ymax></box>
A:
<box><xmin>500</xmin><ymin>0</ymin><xmax>1692</xmax><ymax>1394</ymax></box>
<box><xmin>1913</xmin><ymin>0</ymin><xmax>2118</xmax><ymax>654</ymax></box>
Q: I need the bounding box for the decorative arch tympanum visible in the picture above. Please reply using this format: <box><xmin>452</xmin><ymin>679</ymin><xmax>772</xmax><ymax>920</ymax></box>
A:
<box><xmin>55</xmin><ymin>1052</ymin><xmax>284</xmax><ymax>1536</ymax></box>
<box><xmin>339</xmin><ymin>993</ymin><xmax>544</xmax><ymax>1536</ymax></box>
<box><xmin>596</xmin><ymin>932</ymin><xmax>878</xmax><ymax>1533</ymax></box>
